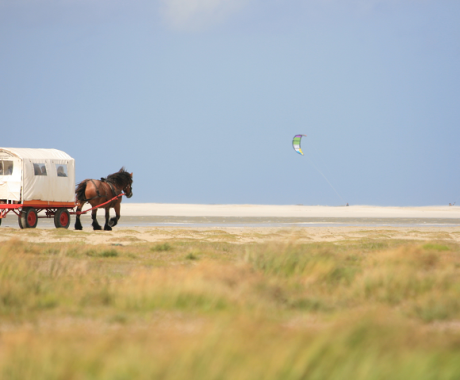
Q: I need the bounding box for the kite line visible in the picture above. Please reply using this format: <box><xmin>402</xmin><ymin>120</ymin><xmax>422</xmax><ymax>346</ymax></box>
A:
<box><xmin>292</xmin><ymin>134</ymin><xmax>347</xmax><ymax>205</ymax></box>
<box><xmin>304</xmin><ymin>153</ymin><xmax>346</xmax><ymax>204</ymax></box>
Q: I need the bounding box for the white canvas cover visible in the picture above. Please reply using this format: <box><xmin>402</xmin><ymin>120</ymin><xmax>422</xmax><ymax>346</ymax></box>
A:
<box><xmin>0</xmin><ymin>148</ymin><xmax>75</xmax><ymax>203</ymax></box>
<box><xmin>0</xmin><ymin>150</ymin><xmax>21</xmax><ymax>201</ymax></box>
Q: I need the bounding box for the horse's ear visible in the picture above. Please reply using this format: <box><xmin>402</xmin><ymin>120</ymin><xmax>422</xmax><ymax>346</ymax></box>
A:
<box><xmin>130</xmin><ymin>172</ymin><xmax>133</xmax><ymax>177</ymax></box>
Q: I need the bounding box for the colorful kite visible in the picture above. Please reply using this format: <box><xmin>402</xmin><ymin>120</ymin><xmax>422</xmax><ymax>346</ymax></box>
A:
<box><xmin>292</xmin><ymin>134</ymin><xmax>307</xmax><ymax>155</ymax></box>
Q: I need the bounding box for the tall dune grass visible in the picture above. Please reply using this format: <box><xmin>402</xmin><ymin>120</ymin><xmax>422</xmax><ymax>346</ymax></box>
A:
<box><xmin>1</xmin><ymin>237</ymin><xmax>460</xmax><ymax>379</ymax></box>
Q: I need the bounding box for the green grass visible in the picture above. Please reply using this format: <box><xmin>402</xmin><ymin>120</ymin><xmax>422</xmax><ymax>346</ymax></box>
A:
<box><xmin>150</xmin><ymin>242</ymin><xmax>172</xmax><ymax>252</ymax></box>
<box><xmin>422</xmin><ymin>243</ymin><xmax>450</xmax><ymax>251</ymax></box>
<box><xmin>1</xmin><ymin>236</ymin><xmax>460</xmax><ymax>379</ymax></box>
<box><xmin>185</xmin><ymin>251</ymin><xmax>200</xmax><ymax>260</ymax></box>
<box><xmin>86</xmin><ymin>248</ymin><xmax>119</xmax><ymax>257</ymax></box>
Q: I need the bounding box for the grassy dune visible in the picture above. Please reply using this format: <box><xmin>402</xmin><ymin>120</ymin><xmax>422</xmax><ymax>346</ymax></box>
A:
<box><xmin>1</xmin><ymin>235</ymin><xmax>460</xmax><ymax>379</ymax></box>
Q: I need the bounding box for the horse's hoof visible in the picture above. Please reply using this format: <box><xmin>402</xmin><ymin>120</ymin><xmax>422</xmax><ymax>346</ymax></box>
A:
<box><xmin>109</xmin><ymin>218</ymin><xmax>117</xmax><ymax>227</ymax></box>
<box><xmin>93</xmin><ymin>225</ymin><xmax>102</xmax><ymax>231</ymax></box>
<box><xmin>104</xmin><ymin>225</ymin><xmax>112</xmax><ymax>231</ymax></box>
<box><xmin>75</xmin><ymin>225</ymin><xmax>82</xmax><ymax>231</ymax></box>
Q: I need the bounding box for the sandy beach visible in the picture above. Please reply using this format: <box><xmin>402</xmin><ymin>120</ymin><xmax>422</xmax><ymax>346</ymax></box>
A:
<box><xmin>1</xmin><ymin>204</ymin><xmax>459</xmax><ymax>245</ymax></box>
<box><xmin>120</xmin><ymin>204</ymin><xmax>460</xmax><ymax>218</ymax></box>
<box><xmin>0</xmin><ymin>225</ymin><xmax>459</xmax><ymax>246</ymax></box>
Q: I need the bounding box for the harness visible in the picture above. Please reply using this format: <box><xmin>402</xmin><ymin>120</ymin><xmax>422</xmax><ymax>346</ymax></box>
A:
<box><xmin>83</xmin><ymin>178</ymin><xmax>121</xmax><ymax>204</ymax></box>
<box><xmin>101</xmin><ymin>178</ymin><xmax>119</xmax><ymax>200</ymax></box>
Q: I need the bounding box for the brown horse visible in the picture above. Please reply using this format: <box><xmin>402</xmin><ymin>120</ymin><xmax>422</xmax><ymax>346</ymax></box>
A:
<box><xmin>75</xmin><ymin>167</ymin><xmax>133</xmax><ymax>231</ymax></box>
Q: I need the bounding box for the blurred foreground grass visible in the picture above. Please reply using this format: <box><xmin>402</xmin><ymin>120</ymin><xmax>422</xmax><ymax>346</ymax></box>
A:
<box><xmin>1</xmin><ymin>236</ymin><xmax>460</xmax><ymax>379</ymax></box>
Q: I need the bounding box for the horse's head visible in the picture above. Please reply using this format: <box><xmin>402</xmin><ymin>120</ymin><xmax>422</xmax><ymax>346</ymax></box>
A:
<box><xmin>124</xmin><ymin>172</ymin><xmax>133</xmax><ymax>198</ymax></box>
<box><xmin>109</xmin><ymin>168</ymin><xmax>133</xmax><ymax>199</ymax></box>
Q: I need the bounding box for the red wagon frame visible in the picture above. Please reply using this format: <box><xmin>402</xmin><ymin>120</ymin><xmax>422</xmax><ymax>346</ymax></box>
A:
<box><xmin>0</xmin><ymin>193</ymin><xmax>124</xmax><ymax>229</ymax></box>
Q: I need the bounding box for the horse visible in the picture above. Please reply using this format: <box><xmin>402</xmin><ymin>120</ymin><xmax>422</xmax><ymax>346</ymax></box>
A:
<box><xmin>74</xmin><ymin>167</ymin><xmax>133</xmax><ymax>231</ymax></box>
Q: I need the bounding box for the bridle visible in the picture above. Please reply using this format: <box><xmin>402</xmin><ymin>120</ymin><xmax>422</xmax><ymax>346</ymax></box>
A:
<box><xmin>124</xmin><ymin>182</ymin><xmax>133</xmax><ymax>198</ymax></box>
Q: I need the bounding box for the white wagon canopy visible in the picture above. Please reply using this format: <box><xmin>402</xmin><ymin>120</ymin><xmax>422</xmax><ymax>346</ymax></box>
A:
<box><xmin>0</xmin><ymin>148</ymin><xmax>75</xmax><ymax>204</ymax></box>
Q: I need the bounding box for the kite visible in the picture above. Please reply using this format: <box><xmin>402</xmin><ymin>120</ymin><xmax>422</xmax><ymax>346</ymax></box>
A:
<box><xmin>292</xmin><ymin>134</ymin><xmax>307</xmax><ymax>155</ymax></box>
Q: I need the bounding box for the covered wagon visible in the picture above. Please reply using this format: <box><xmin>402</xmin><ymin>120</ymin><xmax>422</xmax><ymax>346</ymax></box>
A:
<box><xmin>0</xmin><ymin>148</ymin><xmax>76</xmax><ymax>228</ymax></box>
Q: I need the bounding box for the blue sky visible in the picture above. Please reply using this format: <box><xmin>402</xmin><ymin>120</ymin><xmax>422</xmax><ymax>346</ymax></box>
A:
<box><xmin>1</xmin><ymin>0</ymin><xmax>459</xmax><ymax>206</ymax></box>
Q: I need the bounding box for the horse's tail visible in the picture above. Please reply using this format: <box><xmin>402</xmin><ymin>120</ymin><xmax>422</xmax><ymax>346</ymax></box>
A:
<box><xmin>75</xmin><ymin>180</ymin><xmax>89</xmax><ymax>203</ymax></box>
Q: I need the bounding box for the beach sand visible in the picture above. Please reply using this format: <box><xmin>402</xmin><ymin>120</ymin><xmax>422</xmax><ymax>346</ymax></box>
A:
<box><xmin>1</xmin><ymin>204</ymin><xmax>459</xmax><ymax>245</ymax></box>
<box><xmin>120</xmin><ymin>203</ymin><xmax>460</xmax><ymax>218</ymax></box>
<box><xmin>0</xmin><ymin>226</ymin><xmax>459</xmax><ymax>246</ymax></box>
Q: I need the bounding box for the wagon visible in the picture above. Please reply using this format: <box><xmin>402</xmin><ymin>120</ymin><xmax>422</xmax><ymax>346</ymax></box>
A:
<box><xmin>0</xmin><ymin>148</ymin><xmax>77</xmax><ymax>229</ymax></box>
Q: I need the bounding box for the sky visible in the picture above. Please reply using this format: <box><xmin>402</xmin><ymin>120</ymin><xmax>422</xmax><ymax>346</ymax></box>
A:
<box><xmin>1</xmin><ymin>0</ymin><xmax>459</xmax><ymax>206</ymax></box>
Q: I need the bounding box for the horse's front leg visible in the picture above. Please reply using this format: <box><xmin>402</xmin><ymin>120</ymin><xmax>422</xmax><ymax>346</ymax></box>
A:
<box><xmin>104</xmin><ymin>208</ymin><xmax>112</xmax><ymax>231</ymax></box>
<box><xmin>75</xmin><ymin>202</ymin><xmax>84</xmax><ymax>230</ymax></box>
<box><xmin>109</xmin><ymin>202</ymin><xmax>120</xmax><ymax>228</ymax></box>
<box><xmin>91</xmin><ymin>209</ymin><xmax>102</xmax><ymax>230</ymax></box>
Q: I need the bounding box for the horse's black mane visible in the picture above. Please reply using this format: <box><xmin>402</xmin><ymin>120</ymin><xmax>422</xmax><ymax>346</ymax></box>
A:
<box><xmin>105</xmin><ymin>167</ymin><xmax>132</xmax><ymax>187</ymax></box>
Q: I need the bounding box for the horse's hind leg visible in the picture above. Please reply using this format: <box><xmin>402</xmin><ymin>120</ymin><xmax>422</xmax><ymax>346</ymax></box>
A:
<box><xmin>104</xmin><ymin>208</ymin><xmax>112</xmax><ymax>231</ymax></box>
<box><xmin>75</xmin><ymin>202</ymin><xmax>84</xmax><ymax>230</ymax></box>
<box><xmin>91</xmin><ymin>209</ymin><xmax>102</xmax><ymax>230</ymax></box>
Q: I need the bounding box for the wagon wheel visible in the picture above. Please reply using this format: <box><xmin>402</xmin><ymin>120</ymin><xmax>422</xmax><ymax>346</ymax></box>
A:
<box><xmin>54</xmin><ymin>208</ymin><xmax>70</xmax><ymax>229</ymax></box>
<box><xmin>18</xmin><ymin>207</ymin><xmax>38</xmax><ymax>229</ymax></box>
